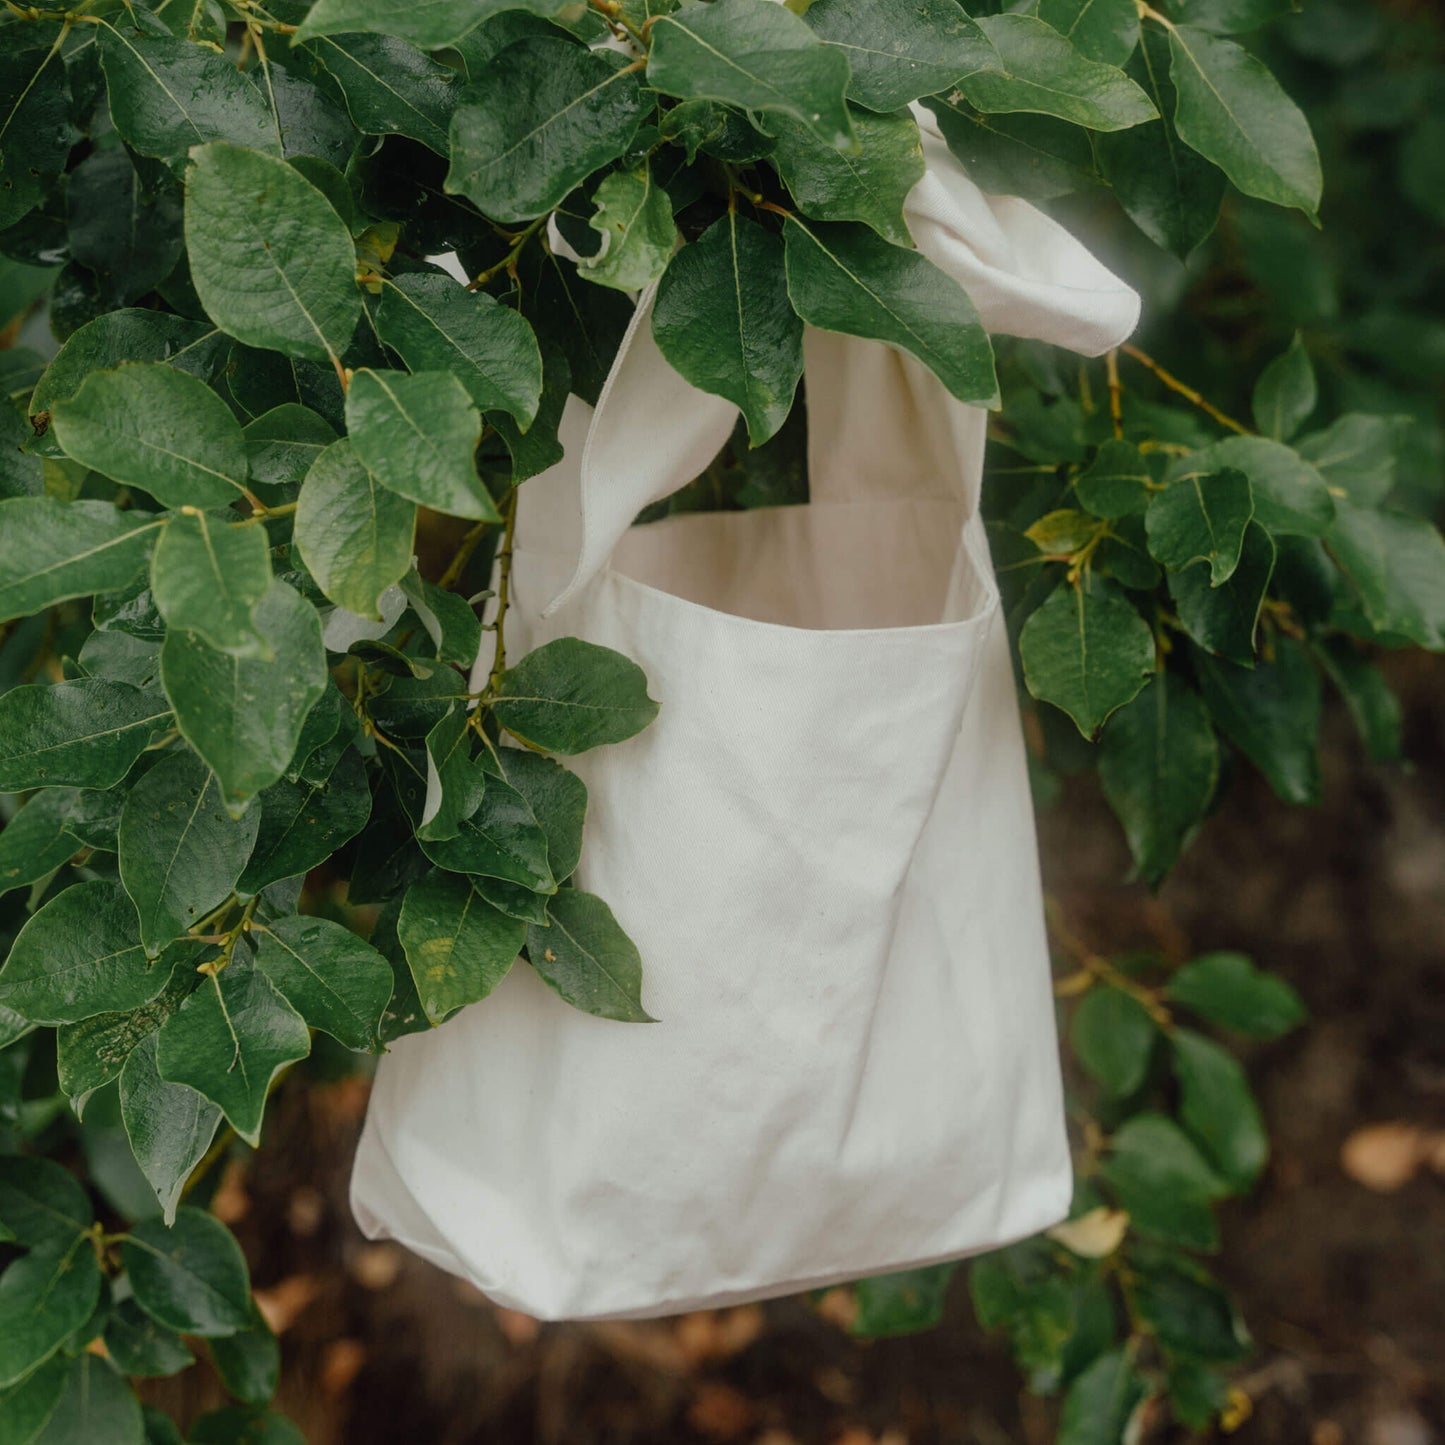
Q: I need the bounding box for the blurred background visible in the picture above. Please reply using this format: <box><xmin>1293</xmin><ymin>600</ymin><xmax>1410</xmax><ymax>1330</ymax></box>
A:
<box><xmin>6</xmin><ymin>0</ymin><xmax>1442</xmax><ymax>1440</ymax></box>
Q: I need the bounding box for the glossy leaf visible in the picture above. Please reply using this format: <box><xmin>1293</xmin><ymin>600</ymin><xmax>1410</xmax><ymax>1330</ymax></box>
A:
<box><xmin>294</xmin><ymin>0</ymin><xmax>570</xmax><ymax>48</ymax></box>
<box><xmin>154</xmin><ymin>958</ymin><xmax>311</xmax><ymax>1146</ymax></box>
<box><xmin>653</xmin><ymin>213</ymin><xmax>802</xmax><ymax>446</ymax></box>
<box><xmin>1019</xmin><ymin>575</ymin><xmax>1155</xmax><ymax>738</ymax></box>
<box><xmin>1031</xmin><ymin>0</ymin><xmax>1139</xmax><ymax>65</ymax></box>
<box><xmin>0</xmin><ymin>499</ymin><xmax>162</xmax><ymax>625</ymax></box>
<box><xmin>0</xmin><ymin>881</ymin><xmax>175</xmax><ymax>1026</ymax></box>
<box><xmin>768</xmin><ymin>107</ymin><xmax>924</xmax><ymax>248</ymax></box>
<box><xmin>526</xmin><ymin>889</ymin><xmax>653</xmax><ymax>1023</ymax></box>
<box><xmin>1170</xmin><ymin>519</ymin><xmax>1275</xmax><ymax>664</ymax></box>
<box><xmin>345</xmin><ymin>369</ymin><xmax>499</xmax><ymax>519</ymax></box>
<box><xmin>161</xmin><ymin>579</ymin><xmax>328</xmax><ymax>809</ymax></box>
<box><xmin>580</xmin><ymin>165</ymin><xmax>679</xmax><ymax>294</ymax></box>
<box><xmin>185</xmin><ymin>142</ymin><xmax>360</xmax><ymax>365</ymax></box>
<box><xmin>1252</xmin><ymin>332</ymin><xmax>1316</xmax><ymax>441</ymax></box>
<box><xmin>1070</xmin><ymin>984</ymin><xmax>1158</xmax><ymax>1095</ymax></box>
<box><xmin>1057</xmin><ymin>1348</ymin><xmax>1149</xmax><ymax>1445</ymax></box>
<box><xmin>0</xmin><ymin>1238</ymin><xmax>101</xmax><ymax>1389</ymax></box>
<box><xmin>1181</xmin><ymin>436</ymin><xmax>1333</xmax><ymax>538</ymax></box>
<box><xmin>103</xmin><ymin>1297</ymin><xmax>195</xmax><ymax>1379</ymax></box>
<box><xmin>1165</xmin><ymin>951</ymin><xmax>1306</xmax><ymax>1039</ymax></box>
<box><xmin>242</xmin><ymin>405</ymin><xmax>337</xmax><ymax>493</ymax></box>
<box><xmin>373</xmin><ymin>273</ymin><xmax>542</xmax><ymax>422</ymax></box>
<box><xmin>0</xmin><ymin>34</ymin><xmax>75</xmax><ymax>231</ymax></box>
<box><xmin>1171</xmin><ymin>1026</ymin><xmax>1269</xmax><ymax>1189</ymax></box>
<box><xmin>852</xmin><ymin>1265</ymin><xmax>957</xmax><ymax>1337</ymax></box>
<box><xmin>1145</xmin><ymin>466</ymin><xmax>1254</xmax><ymax>584</ymax></box>
<box><xmin>960</xmin><ymin>15</ymin><xmax>1157</xmax><ymax>131</ymax></box>
<box><xmin>0</xmin><ymin>1157</ymin><xmax>93</xmax><ymax>1250</ymax></box>
<box><xmin>397</xmin><ymin>869</ymin><xmax>522</xmax><ymax>1023</ymax></box>
<box><xmin>120</xmin><ymin>1208</ymin><xmax>250</xmax><ymax>1338</ymax></box>
<box><xmin>302</xmin><ymin>34</ymin><xmax>458</xmax><ymax>155</ymax></box>
<box><xmin>417</xmin><ymin>706</ymin><xmax>486</xmax><ymax>842</ymax></box>
<box><xmin>1327</xmin><ymin>502</ymin><xmax>1445</xmax><ymax>651</ymax></box>
<box><xmin>0</xmin><ymin>789</ymin><xmax>82</xmax><ymax>899</ymax></box>
<box><xmin>118</xmin><ymin>750</ymin><xmax>260</xmax><ymax>954</ymax></box>
<box><xmin>250</xmin><ymin>915</ymin><xmax>392</xmax><ymax>1051</ymax></box>
<box><xmin>1099</xmin><ymin>1113</ymin><xmax>1228</xmax><ymax>1250</ymax></box>
<box><xmin>498</xmin><ymin>748</ymin><xmax>586</xmax><ymax>883</ymax></box>
<box><xmin>151</xmin><ymin>511</ymin><xmax>271</xmax><ymax>656</ymax></box>
<box><xmin>1168</xmin><ymin>25</ymin><xmax>1322</xmax><ymax>217</ymax></box>
<box><xmin>416</xmin><ymin>772</ymin><xmax>555</xmax><ymax>892</ymax></box>
<box><xmin>446</xmin><ymin>39</ymin><xmax>647</xmax><ymax>224</ymax></box>
<box><xmin>783</xmin><ymin>216</ymin><xmax>997</xmax><ymax>406</ymax></box>
<box><xmin>492</xmin><ymin>637</ymin><xmax>660</xmax><ymax>755</ymax></box>
<box><xmin>32</xmin><ymin>1354</ymin><xmax>144</xmax><ymax>1445</ymax></box>
<box><xmin>208</xmin><ymin>1302</ymin><xmax>279</xmax><ymax>1409</ymax></box>
<box><xmin>119</xmin><ymin>1033</ymin><xmax>222</xmax><ymax>1225</ymax></box>
<box><xmin>803</xmin><ymin>0</ymin><xmax>998</xmax><ymax>112</ymax></box>
<box><xmin>1074</xmin><ymin>439</ymin><xmax>1154</xmax><ymax>519</ymax></box>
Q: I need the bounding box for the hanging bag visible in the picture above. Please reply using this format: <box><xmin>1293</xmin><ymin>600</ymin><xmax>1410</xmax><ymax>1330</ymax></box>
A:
<box><xmin>350</xmin><ymin>115</ymin><xmax>1140</xmax><ymax>1322</ymax></box>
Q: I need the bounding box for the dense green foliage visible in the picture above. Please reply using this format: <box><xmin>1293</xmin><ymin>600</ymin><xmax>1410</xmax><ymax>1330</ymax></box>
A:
<box><xmin>0</xmin><ymin>0</ymin><xmax>1441</xmax><ymax>1439</ymax></box>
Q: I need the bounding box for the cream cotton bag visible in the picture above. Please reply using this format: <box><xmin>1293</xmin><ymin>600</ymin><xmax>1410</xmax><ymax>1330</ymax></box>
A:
<box><xmin>349</xmin><ymin>112</ymin><xmax>1141</xmax><ymax>1322</ymax></box>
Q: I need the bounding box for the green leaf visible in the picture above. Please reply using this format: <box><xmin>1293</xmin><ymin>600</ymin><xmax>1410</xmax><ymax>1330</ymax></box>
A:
<box><xmin>1169</xmin><ymin>519</ymin><xmax>1275</xmax><ymax>664</ymax></box>
<box><xmin>1096</xmin><ymin>27</ymin><xmax>1224</xmax><ymax>260</ymax></box>
<box><xmin>1132</xmin><ymin>1254</ymin><xmax>1249</xmax><ymax>1363</ymax></box>
<box><xmin>1180</xmin><ymin>436</ymin><xmax>1333</xmax><ymax>538</ymax></box>
<box><xmin>118</xmin><ymin>750</ymin><xmax>260</xmax><ymax>955</ymax></box>
<box><xmin>649</xmin><ymin>0</ymin><xmax>853</xmax><ymax>147</ymax></box>
<box><xmin>0</xmin><ymin>35</ymin><xmax>76</xmax><ymax>231</ymax></box>
<box><xmin>1145</xmin><ymin>466</ymin><xmax>1254</xmax><ymax>584</ymax></box>
<box><xmin>30</xmin><ymin>311</ymin><xmax>227</xmax><ymax>418</ymax></box>
<box><xmin>782</xmin><ymin>217</ymin><xmax>997</xmax><ymax>406</ymax></box>
<box><xmin>151</xmin><ymin>512</ymin><xmax>271</xmax><ymax>657</ymax></box>
<box><xmin>1294</xmin><ymin>414</ymin><xmax>1401</xmax><ymax>505</ymax></box>
<box><xmin>0</xmin><ymin>881</ymin><xmax>175</xmax><ymax>1026</ymax></box>
<box><xmin>1030</xmin><ymin>0</ymin><xmax>1139</xmax><ymax>65</ymax></box>
<box><xmin>208</xmin><ymin>1302</ymin><xmax>278</xmax><ymax>1409</ymax></box>
<box><xmin>66</xmin><ymin>149</ymin><xmax>183</xmax><ymax>309</ymax></box>
<box><xmin>0</xmin><ymin>1355</ymin><xmax>67</xmax><ymax>1445</ymax></box>
<box><xmin>924</xmin><ymin>96</ymin><xmax>1100</xmax><ymax>202</ymax></box>
<box><xmin>294</xmin><ymin>0</ymin><xmax>569</xmax><ymax>48</ymax></box>
<box><xmin>1252</xmin><ymin>333</ymin><xmax>1316</xmax><ymax>441</ymax></box>
<box><xmin>1170</xmin><ymin>1026</ymin><xmax>1268</xmax><ymax>1189</ymax></box>
<box><xmin>498</xmin><ymin>748</ymin><xmax>586</xmax><ymax>883</ymax></box>
<box><xmin>373</xmin><ymin>273</ymin><xmax>542</xmax><ymax>422</ymax></box>
<box><xmin>185</xmin><ymin>142</ymin><xmax>361</xmax><ymax>365</ymax></box>
<box><xmin>1103</xmin><ymin>673</ymin><xmax>1219</xmax><ymax>884</ymax></box>
<box><xmin>250</xmin><ymin>915</ymin><xmax>392</xmax><ymax>1051</ymax></box>
<box><xmin>0</xmin><ymin>499</ymin><xmax>162</xmax><ymax>624</ymax></box>
<box><xmin>399</xmin><ymin>571</ymin><xmax>482</xmax><ymax>669</ymax></box>
<box><xmin>397</xmin><ymin>869</ymin><xmax>522</xmax><ymax>1023</ymax></box>
<box><xmin>1074</xmin><ymin>439</ymin><xmax>1154</xmax><ymax>519</ymax></box>
<box><xmin>243</xmin><ymin>406</ymin><xmax>338</xmax><ymax>493</ymax></box>
<box><xmin>0</xmin><ymin>789</ymin><xmax>82</xmax><ymax>899</ymax></box>
<box><xmin>416</xmin><ymin>770</ymin><xmax>555</xmax><ymax>892</ymax></box>
<box><xmin>1098</xmin><ymin>1113</ymin><xmax>1228</xmax><ymax>1251</ymax></box>
<box><xmin>1057</xmin><ymin>1347</ymin><xmax>1149</xmax><ymax>1445</ymax></box>
<box><xmin>1327</xmin><ymin>502</ymin><xmax>1445</xmax><ymax>650</ymax></box>
<box><xmin>56</xmin><ymin>963</ymin><xmax>197</xmax><ymax>1117</ymax></box>
<box><xmin>0</xmin><ymin>1238</ymin><xmax>101</xmax><ymax>1389</ymax></box>
<box><xmin>959</xmin><ymin>15</ymin><xmax>1157</xmax><ymax>131</ymax></box>
<box><xmin>0</xmin><ymin>1158</ymin><xmax>93</xmax><ymax>1251</ymax></box>
<box><xmin>344</xmin><ymin>369</ymin><xmax>499</xmax><ymax>519</ymax></box>
<box><xmin>27</xmin><ymin>1352</ymin><xmax>141</xmax><ymax>1445</ymax></box>
<box><xmin>98</xmin><ymin>24</ymin><xmax>277</xmax><ymax>170</ymax></box>
<box><xmin>1195</xmin><ymin>636</ymin><xmax>1321</xmax><ymax>805</ymax></box>
<box><xmin>851</xmin><ymin>1265</ymin><xmax>956</xmax><ymax>1337</ymax></box>
<box><xmin>579</xmin><ymin>164</ymin><xmax>679</xmax><ymax>294</ymax></box>
<box><xmin>142</xmin><ymin>1405</ymin><xmax>184</xmax><ymax>1445</ymax></box>
<box><xmin>417</xmin><ymin>706</ymin><xmax>485</xmax><ymax>842</ymax></box>
<box><xmin>161</xmin><ymin>579</ymin><xmax>328</xmax><ymax>810</ymax></box>
<box><xmin>491</xmin><ymin>637</ymin><xmax>660</xmax><ymax>755</ymax></box>
<box><xmin>103</xmin><ymin>1297</ymin><xmax>194</xmax><ymax>1380</ymax></box>
<box><xmin>50</xmin><ymin>363</ymin><xmax>251</xmax><ymax>509</ymax></box>
<box><xmin>803</xmin><ymin>0</ymin><xmax>998</xmax><ymax>112</ymax></box>
<box><xmin>118</xmin><ymin>1033</ymin><xmax>222</xmax><ymax>1225</ymax></box>
<box><xmin>186</xmin><ymin>1407</ymin><xmax>304</xmax><ymax>1445</ymax></box>
<box><xmin>1019</xmin><ymin>575</ymin><xmax>1155</xmax><ymax>738</ymax></box>
<box><xmin>295</xmin><ymin>438</ymin><xmax>416</xmax><ymax>619</ymax></box>
<box><xmin>236</xmin><ymin>748</ymin><xmax>371</xmax><ymax>895</ymax></box>
<box><xmin>446</xmin><ymin>38</ymin><xmax>647</xmax><ymax>225</ymax></box>
<box><xmin>652</xmin><ymin>212</ymin><xmax>802</xmax><ymax>447</ymax></box>
<box><xmin>120</xmin><ymin>1208</ymin><xmax>250</xmax><ymax>1338</ymax></box>
<box><xmin>768</xmin><ymin>106</ymin><xmax>924</xmax><ymax>248</ymax></box>
<box><xmin>1315</xmin><ymin>637</ymin><xmax>1402</xmax><ymax>765</ymax></box>
<box><xmin>1165</xmin><ymin>950</ymin><xmax>1306</xmax><ymax>1039</ymax></box>
<box><xmin>1167</xmin><ymin>25</ymin><xmax>1321</xmax><ymax>218</ymax></box>
<box><xmin>1069</xmin><ymin>984</ymin><xmax>1158</xmax><ymax>1095</ymax></box>
<box><xmin>301</xmin><ymin>34</ymin><xmax>458</xmax><ymax>155</ymax></box>
<box><xmin>526</xmin><ymin>889</ymin><xmax>653</xmax><ymax>1023</ymax></box>
<box><xmin>154</xmin><ymin>958</ymin><xmax>310</xmax><ymax>1145</ymax></box>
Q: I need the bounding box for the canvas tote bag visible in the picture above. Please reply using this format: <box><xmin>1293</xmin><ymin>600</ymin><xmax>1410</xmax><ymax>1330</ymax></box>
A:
<box><xmin>349</xmin><ymin>113</ymin><xmax>1141</xmax><ymax>1322</ymax></box>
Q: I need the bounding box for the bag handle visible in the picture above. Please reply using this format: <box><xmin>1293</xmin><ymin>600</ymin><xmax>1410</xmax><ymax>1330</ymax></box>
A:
<box><xmin>537</xmin><ymin>110</ymin><xmax>1141</xmax><ymax>617</ymax></box>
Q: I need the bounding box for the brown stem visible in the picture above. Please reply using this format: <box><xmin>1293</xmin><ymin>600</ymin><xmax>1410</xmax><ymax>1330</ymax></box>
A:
<box><xmin>1120</xmin><ymin>343</ymin><xmax>1251</xmax><ymax>436</ymax></box>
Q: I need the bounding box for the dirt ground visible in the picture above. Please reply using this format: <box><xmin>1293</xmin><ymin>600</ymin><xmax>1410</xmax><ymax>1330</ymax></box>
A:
<box><xmin>144</xmin><ymin>652</ymin><xmax>1445</xmax><ymax>1445</ymax></box>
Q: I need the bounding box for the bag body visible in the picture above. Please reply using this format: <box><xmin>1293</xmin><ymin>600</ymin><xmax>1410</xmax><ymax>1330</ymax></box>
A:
<box><xmin>350</xmin><ymin>116</ymin><xmax>1140</xmax><ymax>1322</ymax></box>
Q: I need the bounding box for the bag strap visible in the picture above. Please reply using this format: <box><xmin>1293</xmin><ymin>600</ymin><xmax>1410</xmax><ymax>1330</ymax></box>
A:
<box><xmin>535</xmin><ymin>109</ymin><xmax>1141</xmax><ymax>617</ymax></box>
